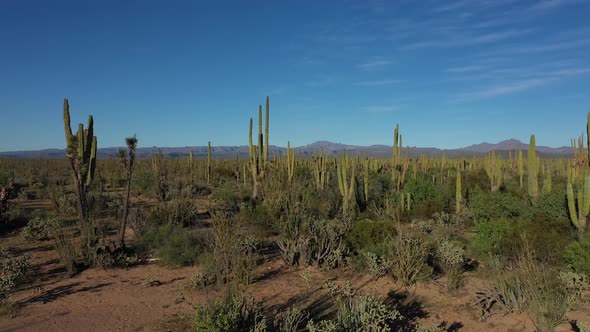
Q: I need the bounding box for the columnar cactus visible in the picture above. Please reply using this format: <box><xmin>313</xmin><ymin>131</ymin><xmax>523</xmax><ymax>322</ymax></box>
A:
<box><xmin>456</xmin><ymin>171</ymin><xmax>462</xmax><ymax>213</ymax></box>
<box><xmin>528</xmin><ymin>135</ymin><xmax>539</xmax><ymax>198</ymax></box>
<box><xmin>63</xmin><ymin>98</ymin><xmax>97</xmax><ymax>242</ymax></box>
<box><xmin>518</xmin><ymin>150</ymin><xmax>524</xmax><ymax>189</ymax></box>
<box><xmin>567</xmin><ymin>175</ymin><xmax>590</xmax><ymax>236</ymax></box>
<box><xmin>117</xmin><ymin>135</ymin><xmax>138</xmax><ymax>247</ymax></box>
<box><xmin>337</xmin><ymin>150</ymin><xmax>356</xmax><ymax>214</ymax></box>
<box><xmin>248</xmin><ymin>98</ymin><xmax>270</xmax><ymax>198</ymax></box>
<box><xmin>287</xmin><ymin>141</ymin><xmax>295</xmax><ymax>184</ymax></box>
<box><xmin>364</xmin><ymin>157</ymin><xmax>369</xmax><ymax>203</ymax></box>
<box><xmin>313</xmin><ymin>148</ymin><xmax>327</xmax><ymax>190</ymax></box>
<box><xmin>207</xmin><ymin>141</ymin><xmax>212</xmax><ymax>185</ymax></box>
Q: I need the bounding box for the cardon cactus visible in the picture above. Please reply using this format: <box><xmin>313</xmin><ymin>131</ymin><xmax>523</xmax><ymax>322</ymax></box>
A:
<box><xmin>567</xmin><ymin>175</ymin><xmax>590</xmax><ymax>236</ymax></box>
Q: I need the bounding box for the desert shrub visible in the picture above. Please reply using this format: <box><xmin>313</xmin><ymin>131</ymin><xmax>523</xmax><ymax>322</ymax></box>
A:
<box><xmin>208</xmin><ymin>182</ymin><xmax>242</xmax><ymax>216</ymax></box>
<box><xmin>128</xmin><ymin>207</ymin><xmax>149</xmax><ymax>237</ymax></box>
<box><xmin>346</xmin><ymin>219</ymin><xmax>396</xmax><ymax>253</ymax></box>
<box><xmin>474</xmin><ymin>246</ymin><xmax>569</xmax><ymax>331</ymax></box>
<box><xmin>469</xmin><ymin>191</ymin><xmax>522</xmax><ymax>220</ymax></box>
<box><xmin>49</xmin><ymin>188</ymin><xmax>77</xmax><ymax>216</ymax></box>
<box><xmin>0</xmin><ymin>247</ymin><xmax>31</xmax><ymax>303</ymax></box>
<box><xmin>413</xmin><ymin>209</ymin><xmax>472</xmax><ymax>240</ymax></box>
<box><xmin>472</xmin><ymin>218</ymin><xmax>510</xmax><ymax>255</ymax></box>
<box><xmin>152</xmin><ymin>198</ymin><xmax>197</xmax><ymax>226</ymax></box>
<box><xmin>273</xmin><ymin>306</ymin><xmax>308</xmax><ymax>332</ymax></box>
<box><xmin>205</xmin><ymin>215</ymin><xmax>260</xmax><ymax>285</ymax></box>
<box><xmin>533</xmin><ymin>190</ymin><xmax>568</xmax><ymax>221</ymax></box>
<box><xmin>104</xmin><ymin>194</ymin><xmax>124</xmax><ymax>218</ymax></box>
<box><xmin>193</xmin><ymin>289</ymin><xmax>267</xmax><ymax>332</ymax></box>
<box><xmin>433</xmin><ymin>240</ymin><xmax>465</xmax><ymax>291</ymax></box>
<box><xmin>563</xmin><ymin>233</ymin><xmax>590</xmax><ymax>276</ymax></box>
<box><xmin>52</xmin><ymin>228</ymin><xmax>78</xmax><ymax>276</ymax></box>
<box><xmin>307</xmin><ymin>281</ymin><xmax>400</xmax><ymax>331</ymax></box>
<box><xmin>384</xmin><ymin>234</ymin><xmax>432</xmax><ymax>286</ymax></box>
<box><xmin>131</xmin><ymin>170</ymin><xmax>155</xmax><ymax>197</ymax></box>
<box><xmin>22</xmin><ymin>216</ymin><xmax>60</xmax><ymax>241</ymax></box>
<box><xmin>558</xmin><ymin>271</ymin><xmax>590</xmax><ymax>305</ymax></box>
<box><xmin>134</xmin><ymin>224</ymin><xmax>205</xmax><ymax>266</ymax></box>
<box><xmin>305</xmin><ymin>218</ymin><xmax>351</xmax><ymax>269</ymax></box>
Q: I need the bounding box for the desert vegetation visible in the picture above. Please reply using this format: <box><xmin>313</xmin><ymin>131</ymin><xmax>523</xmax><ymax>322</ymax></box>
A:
<box><xmin>0</xmin><ymin>98</ymin><xmax>589</xmax><ymax>331</ymax></box>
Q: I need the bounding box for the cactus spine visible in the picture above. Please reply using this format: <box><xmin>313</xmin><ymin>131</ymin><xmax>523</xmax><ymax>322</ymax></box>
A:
<box><xmin>528</xmin><ymin>135</ymin><xmax>539</xmax><ymax>198</ymax></box>
<box><xmin>567</xmin><ymin>175</ymin><xmax>590</xmax><ymax>236</ymax></box>
<box><xmin>63</xmin><ymin>98</ymin><xmax>97</xmax><ymax>243</ymax></box>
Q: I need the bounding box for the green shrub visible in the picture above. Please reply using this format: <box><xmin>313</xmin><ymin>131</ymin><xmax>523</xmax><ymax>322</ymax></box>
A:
<box><xmin>384</xmin><ymin>234</ymin><xmax>432</xmax><ymax>286</ymax></box>
<box><xmin>22</xmin><ymin>216</ymin><xmax>60</xmax><ymax>241</ymax></box>
<box><xmin>152</xmin><ymin>198</ymin><xmax>197</xmax><ymax>226</ymax></box>
<box><xmin>134</xmin><ymin>224</ymin><xmax>205</xmax><ymax>266</ymax></box>
<box><xmin>307</xmin><ymin>281</ymin><xmax>400</xmax><ymax>331</ymax></box>
<box><xmin>194</xmin><ymin>289</ymin><xmax>267</xmax><ymax>332</ymax></box>
<box><xmin>563</xmin><ymin>233</ymin><xmax>590</xmax><ymax>276</ymax></box>
<box><xmin>472</xmin><ymin>218</ymin><xmax>510</xmax><ymax>255</ymax></box>
<box><xmin>469</xmin><ymin>191</ymin><xmax>522</xmax><ymax>220</ymax></box>
<box><xmin>0</xmin><ymin>247</ymin><xmax>31</xmax><ymax>303</ymax></box>
<box><xmin>346</xmin><ymin>219</ymin><xmax>396</xmax><ymax>253</ymax></box>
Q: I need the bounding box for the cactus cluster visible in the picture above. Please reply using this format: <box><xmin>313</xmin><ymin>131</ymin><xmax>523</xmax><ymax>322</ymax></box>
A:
<box><xmin>337</xmin><ymin>151</ymin><xmax>356</xmax><ymax>214</ymax></box>
<box><xmin>248</xmin><ymin>97</ymin><xmax>270</xmax><ymax>198</ymax></box>
<box><xmin>567</xmin><ymin>175</ymin><xmax>590</xmax><ymax>236</ymax></box>
<box><xmin>528</xmin><ymin>135</ymin><xmax>539</xmax><ymax>198</ymax></box>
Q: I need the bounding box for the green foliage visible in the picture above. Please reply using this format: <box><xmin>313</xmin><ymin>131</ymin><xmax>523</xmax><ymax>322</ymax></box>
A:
<box><xmin>563</xmin><ymin>233</ymin><xmax>590</xmax><ymax>276</ymax></box>
<box><xmin>307</xmin><ymin>281</ymin><xmax>401</xmax><ymax>332</ymax></box>
<box><xmin>151</xmin><ymin>198</ymin><xmax>197</xmax><ymax>226</ymax></box>
<box><xmin>193</xmin><ymin>289</ymin><xmax>267</xmax><ymax>332</ymax></box>
<box><xmin>22</xmin><ymin>216</ymin><xmax>60</xmax><ymax>241</ymax></box>
<box><xmin>384</xmin><ymin>234</ymin><xmax>432</xmax><ymax>286</ymax></box>
<box><xmin>0</xmin><ymin>247</ymin><xmax>31</xmax><ymax>303</ymax></box>
<box><xmin>473</xmin><ymin>218</ymin><xmax>510</xmax><ymax>255</ymax></box>
<box><xmin>469</xmin><ymin>191</ymin><xmax>522</xmax><ymax>220</ymax></box>
<box><xmin>134</xmin><ymin>224</ymin><xmax>205</xmax><ymax>266</ymax></box>
<box><xmin>347</xmin><ymin>219</ymin><xmax>396</xmax><ymax>253</ymax></box>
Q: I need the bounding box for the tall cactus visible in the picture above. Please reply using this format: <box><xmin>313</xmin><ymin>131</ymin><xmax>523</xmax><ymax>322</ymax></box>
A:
<box><xmin>207</xmin><ymin>141</ymin><xmax>212</xmax><ymax>185</ymax></box>
<box><xmin>456</xmin><ymin>171</ymin><xmax>462</xmax><ymax>213</ymax></box>
<box><xmin>63</xmin><ymin>98</ymin><xmax>97</xmax><ymax>242</ymax></box>
<box><xmin>313</xmin><ymin>148</ymin><xmax>327</xmax><ymax>190</ymax></box>
<box><xmin>264</xmin><ymin>96</ymin><xmax>270</xmax><ymax>164</ymax></box>
<box><xmin>248</xmin><ymin>97</ymin><xmax>270</xmax><ymax>198</ymax></box>
<box><xmin>567</xmin><ymin>175</ymin><xmax>590</xmax><ymax>236</ymax></box>
<box><xmin>518</xmin><ymin>149</ymin><xmax>524</xmax><ymax>189</ymax></box>
<box><xmin>364</xmin><ymin>157</ymin><xmax>369</xmax><ymax>203</ymax></box>
<box><xmin>287</xmin><ymin>141</ymin><xmax>295</xmax><ymax>184</ymax></box>
<box><xmin>528</xmin><ymin>135</ymin><xmax>539</xmax><ymax>198</ymax></box>
<box><xmin>337</xmin><ymin>151</ymin><xmax>356</xmax><ymax>214</ymax></box>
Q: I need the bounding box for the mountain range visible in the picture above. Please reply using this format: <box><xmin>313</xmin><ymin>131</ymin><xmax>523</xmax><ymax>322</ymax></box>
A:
<box><xmin>0</xmin><ymin>139</ymin><xmax>572</xmax><ymax>159</ymax></box>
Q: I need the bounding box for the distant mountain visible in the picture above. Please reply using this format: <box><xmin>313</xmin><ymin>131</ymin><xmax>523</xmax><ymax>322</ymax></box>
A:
<box><xmin>460</xmin><ymin>138</ymin><xmax>570</xmax><ymax>155</ymax></box>
<box><xmin>0</xmin><ymin>139</ymin><xmax>572</xmax><ymax>159</ymax></box>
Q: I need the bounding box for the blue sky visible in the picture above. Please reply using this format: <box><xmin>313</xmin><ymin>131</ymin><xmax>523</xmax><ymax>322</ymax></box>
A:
<box><xmin>0</xmin><ymin>0</ymin><xmax>589</xmax><ymax>152</ymax></box>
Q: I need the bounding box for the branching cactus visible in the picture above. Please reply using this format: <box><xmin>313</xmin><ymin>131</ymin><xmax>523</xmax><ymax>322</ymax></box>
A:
<box><xmin>248</xmin><ymin>97</ymin><xmax>270</xmax><ymax>198</ymax></box>
<box><xmin>528</xmin><ymin>135</ymin><xmax>539</xmax><ymax>198</ymax></box>
<box><xmin>337</xmin><ymin>150</ymin><xmax>356</xmax><ymax>215</ymax></box>
<box><xmin>287</xmin><ymin>141</ymin><xmax>295</xmax><ymax>184</ymax></box>
<box><xmin>456</xmin><ymin>171</ymin><xmax>462</xmax><ymax>213</ymax></box>
<box><xmin>63</xmin><ymin>99</ymin><xmax>97</xmax><ymax>243</ymax></box>
<box><xmin>567</xmin><ymin>175</ymin><xmax>590</xmax><ymax>236</ymax></box>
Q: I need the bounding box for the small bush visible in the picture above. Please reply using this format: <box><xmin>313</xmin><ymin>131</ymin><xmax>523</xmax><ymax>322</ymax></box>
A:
<box><xmin>0</xmin><ymin>247</ymin><xmax>31</xmax><ymax>303</ymax></box>
<box><xmin>346</xmin><ymin>219</ymin><xmax>396</xmax><ymax>253</ymax></box>
<box><xmin>193</xmin><ymin>289</ymin><xmax>267</xmax><ymax>332</ymax></box>
<box><xmin>384</xmin><ymin>234</ymin><xmax>432</xmax><ymax>287</ymax></box>
<box><xmin>472</xmin><ymin>218</ymin><xmax>510</xmax><ymax>255</ymax></box>
<box><xmin>22</xmin><ymin>216</ymin><xmax>60</xmax><ymax>241</ymax></box>
<box><xmin>52</xmin><ymin>228</ymin><xmax>78</xmax><ymax>276</ymax></box>
<box><xmin>469</xmin><ymin>191</ymin><xmax>522</xmax><ymax>220</ymax></box>
<box><xmin>134</xmin><ymin>224</ymin><xmax>205</xmax><ymax>266</ymax></box>
<box><xmin>563</xmin><ymin>233</ymin><xmax>590</xmax><ymax>276</ymax></box>
<box><xmin>307</xmin><ymin>281</ymin><xmax>401</xmax><ymax>331</ymax></box>
<box><xmin>152</xmin><ymin>198</ymin><xmax>197</xmax><ymax>226</ymax></box>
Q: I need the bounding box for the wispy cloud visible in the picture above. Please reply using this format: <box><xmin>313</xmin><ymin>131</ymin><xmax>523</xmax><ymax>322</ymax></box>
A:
<box><xmin>446</xmin><ymin>65</ymin><xmax>485</xmax><ymax>73</ymax></box>
<box><xmin>457</xmin><ymin>78</ymin><xmax>552</xmax><ymax>100</ymax></box>
<box><xmin>357</xmin><ymin>57</ymin><xmax>393</xmax><ymax>70</ymax></box>
<box><xmin>364</xmin><ymin>105</ymin><xmax>396</xmax><ymax>113</ymax></box>
<box><xmin>402</xmin><ymin>29</ymin><xmax>534</xmax><ymax>50</ymax></box>
<box><xmin>531</xmin><ymin>0</ymin><xmax>582</xmax><ymax>11</ymax></box>
<box><xmin>354</xmin><ymin>79</ymin><xmax>400</xmax><ymax>86</ymax></box>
